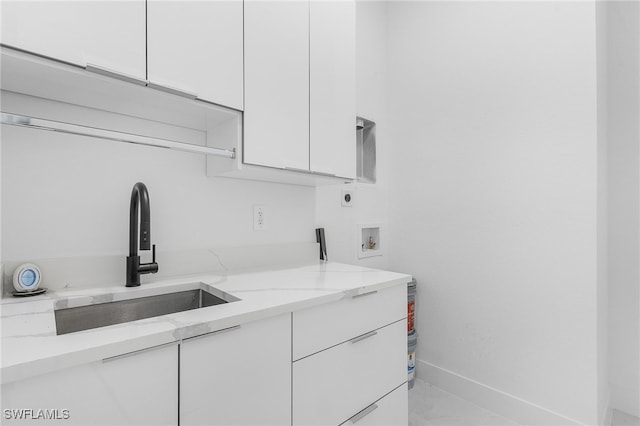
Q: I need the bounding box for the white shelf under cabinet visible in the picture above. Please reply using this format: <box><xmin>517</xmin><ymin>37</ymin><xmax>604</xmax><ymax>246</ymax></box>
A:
<box><xmin>1</xmin><ymin>47</ymin><xmax>241</xmax><ymax>159</ymax></box>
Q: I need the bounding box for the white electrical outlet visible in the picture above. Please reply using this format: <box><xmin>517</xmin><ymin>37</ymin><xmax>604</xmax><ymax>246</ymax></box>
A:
<box><xmin>253</xmin><ymin>205</ymin><xmax>266</xmax><ymax>230</ymax></box>
<box><xmin>342</xmin><ymin>189</ymin><xmax>354</xmax><ymax>207</ymax></box>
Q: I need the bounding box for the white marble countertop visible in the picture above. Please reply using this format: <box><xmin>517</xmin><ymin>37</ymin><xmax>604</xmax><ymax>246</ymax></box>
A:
<box><xmin>1</xmin><ymin>261</ymin><xmax>411</xmax><ymax>384</ymax></box>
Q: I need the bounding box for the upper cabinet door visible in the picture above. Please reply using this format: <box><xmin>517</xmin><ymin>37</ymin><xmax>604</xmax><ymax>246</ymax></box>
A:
<box><xmin>244</xmin><ymin>0</ymin><xmax>310</xmax><ymax>170</ymax></box>
<box><xmin>309</xmin><ymin>0</ymin><xmax>356</xmax><ymax>179</ymax></box>
<box><xmin>147</xmin><ymin>0</ymin><xmax>244</xmax><ymax>110</ymax></box>
<box><xmin>0</xmin><ymin>1</ymin><xmax>145</xmax><ymax>80</ymax></box>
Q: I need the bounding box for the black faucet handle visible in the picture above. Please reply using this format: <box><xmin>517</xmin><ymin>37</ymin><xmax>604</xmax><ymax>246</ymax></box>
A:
<box><xmin>138</xmin><ymin>244</ymin><xmax>158</xmax><ymax>275</ymax></box>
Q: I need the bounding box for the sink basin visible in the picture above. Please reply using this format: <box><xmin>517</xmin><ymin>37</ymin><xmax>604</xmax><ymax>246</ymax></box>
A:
<box><xmin>55</xmin><ymin>288</ymin><xmax>234</xmax><ymax>335</ymax></box>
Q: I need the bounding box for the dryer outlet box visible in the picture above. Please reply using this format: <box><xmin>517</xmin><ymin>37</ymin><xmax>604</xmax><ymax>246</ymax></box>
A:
<box><xmin>342</xmin><ymin>189</ymin><xmax>353</xmax><ymax>207</ymax></box>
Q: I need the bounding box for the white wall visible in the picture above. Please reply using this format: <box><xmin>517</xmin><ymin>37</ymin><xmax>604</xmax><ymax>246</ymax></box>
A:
<box><xmin>315</xmin><ymin>0</ymin><xmax>390</xmax><ymax>269</ymax></box>
<box><xmin>596</xmin><ymin>0</ymin><xmax>609</xmax><ymax>422</ymax></box>
<box><xmin>1</xmin><ymin>96</ymin><xmax>316</xmax><ymax>264</ymax></box>
<box><xmin>386</xmin><ymin>2</ymin><xmax>601</xmax><ymax>424</ymax></box>
<box><xmin>607</xmin><ymin>1</ymin><xmax>640</xmax><ymax>417</ymax></box>
<box><xmin>0</xmin><ymin>98</ymin><xmax>2</xmax><ymax>275</ymax></box>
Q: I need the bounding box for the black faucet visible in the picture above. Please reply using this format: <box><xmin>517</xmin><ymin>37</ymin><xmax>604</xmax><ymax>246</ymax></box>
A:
<box><xmin>126</xmin><ymin>182</ymin><xmax>158</xmax><ymax>287</ymax></box>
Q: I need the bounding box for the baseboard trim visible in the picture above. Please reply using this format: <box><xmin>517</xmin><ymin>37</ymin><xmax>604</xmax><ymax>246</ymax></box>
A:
<box><xmin>416</xmin><ymin>359</ymin><xmax>585</xmax><ymax>426</ymax></box>
<box><xmin>610</xmin><ymin>383</ymin><xmax>640</xmax><ymax>418</ymax></box>
<box><xmin>602</xmin><ymin>405</ymin><xmax>612</xmax><ymax>426</ymax></box>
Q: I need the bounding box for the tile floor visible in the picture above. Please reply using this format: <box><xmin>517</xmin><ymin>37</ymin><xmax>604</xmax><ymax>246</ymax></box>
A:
<box><xmin>409</xmin><ymin>378</ymin><xmax>640</xmax><ymax>426</ymax></box>
<box><xmin>409</xmin><ymin>378</ymin><xmax>518</xmax><ymax>426</ymax></box>
<box><xmin>611</xmin><ymin>410</ymin><xmax>640</xmax><ymax>426</ymax></box>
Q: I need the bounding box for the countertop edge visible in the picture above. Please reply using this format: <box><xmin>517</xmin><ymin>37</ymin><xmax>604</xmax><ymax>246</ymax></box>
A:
<box><xmin>1</xmin><ymin>268</ymin><xmax>411</xmax><ymax>384</ymax></box>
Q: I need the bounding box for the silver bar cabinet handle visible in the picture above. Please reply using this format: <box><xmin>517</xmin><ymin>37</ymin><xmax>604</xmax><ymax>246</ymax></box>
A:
<box><xmin>349</xmin><ymin>330</ymin><xmax>378</xmax><ymax>344</ymax></box>
<box><xmin>86</xmin><ymin>63</ymin><xmax>147</xmax><ymax>86</ymax></box>
<box><xmin>352</xmin><ymin>290</ymin><xmax>378</xmax><ymax>299</ymax></box>
<box><xmin>103</xmin><ymin>341</ymin><xmax>178</xmax><ymax>363</ymax></box>
<box><xmin>348</xmin><ymin>403</ymin><xmax>379</xmax><ymax>424</ymax></box>
<box><xmin>147</xmin><ymin>81</ymin><xmax>197</xmax><ymax>100</ymax></box>
<box><xmin>182</xmin><ymin>325</ymin><xmax>242</xmax><ymax>342</ymax></box>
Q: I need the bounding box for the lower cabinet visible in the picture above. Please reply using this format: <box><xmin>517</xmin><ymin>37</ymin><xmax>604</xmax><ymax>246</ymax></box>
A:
<box><xmin>340</xmin><ymin>384</ymin><xmax>408</xmax><ymax>426</ymax></box>
<box><xmin>293</xmin><ymin>320</ymin><xmax>407</xmax><ymax>426</ymax></box>
<box><xmin>180</xmin><ymin>313</ymin><xmax>291</xmax><ymax>426</ymax></box>
<box><xmin>1</xmin><ymin>343</ymin><xmax>178</xmax><ymax>426</ymax></box>
<box><xmin>1</xmin><ymin>285</ymin><xmax>407</xmax><ymax>426</ymax></box>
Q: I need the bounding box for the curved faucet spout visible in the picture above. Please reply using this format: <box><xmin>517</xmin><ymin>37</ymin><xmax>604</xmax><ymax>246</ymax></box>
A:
<box><xmin>126</xmin><ymin>182</ymin><xmax>158</xmax><ymax>287</ymax></box>
<box><xmin>129</xmin><ymin>182</ymin><xmax>151</xmax><ymax>256</ymax></box>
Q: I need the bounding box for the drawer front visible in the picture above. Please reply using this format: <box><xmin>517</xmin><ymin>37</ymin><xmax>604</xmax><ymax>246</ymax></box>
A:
<box><xmin>293</xmin><ymin>283</ymin><xmax>406</xmax><ymax>360</ymax></box>
<box><xmin>1</xmin><ymin>343</ymin><xmax>177</xmax><ymax>426</ymax></box>
<box><xmin>181</xmin><ymin>314</ymin><xmax>291</xmax><ymax>426</ymax></box>
<box><xmin>340</xmin><ymin>383</ymin><xmax>408</xmax><ymax>426</ymax></box>
<box><xmin>293</xmin><ymin>319</ymin><xmax>407</xmax><ymax>426</ymax></box>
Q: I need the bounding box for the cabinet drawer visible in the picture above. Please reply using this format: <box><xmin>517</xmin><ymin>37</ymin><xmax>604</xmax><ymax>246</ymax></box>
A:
<box><xmin>293</xmin><ymin>320</ymin><xmax>406</xmax><ymax>426</ymax></box>
<box><xmin>1</xmin><ymin>343</ymin><xmax>177</xmax><ymax>426</ymax></box>
<box><xmin>181</xmin><ymin>314</ymin><xmax>291</xmax><ymax>426</ymax></box>
<box><xmin>293</xmin><ymin>284</ymin><xmax>406</xmax><ymax>360</ymax></box>
<box><xmin>340</xmin><ymin>383</ymin><xmax>408</xmax><ymax>426</ymax></box>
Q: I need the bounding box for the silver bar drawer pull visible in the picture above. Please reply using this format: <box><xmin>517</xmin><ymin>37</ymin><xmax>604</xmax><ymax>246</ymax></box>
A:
<box><xmin>103</xmin><ymin>341</ymin><xmax>177</xmax><ymax>363</ymax></box>
<box><xmin>183</xmin><ymin>325</ymin><xmax>242</xmax><ymax>342</ymax></box>
<box><xmin>147</xmin><ymin>81</ymin><xmax>197</xmax><ymax>100</ymax></box>
<box><xmin>349</xmin><ymin>330</ymin><xmax>378</xmax><ymax>344</ymax></box>
<box><xmin>352</xmin><ymin>290</ymin><xmax>378</xmax><ymax>299</ymax></box>
<box><xmin>311</xmin><ymin>170</ymin><xmax>336</xmax><ymax>177</ymax></box>
<box><xmin>86</xmin><ymin>63</ymin><xmax>147</xmax><ymax>86</ymax></box>
<box><xmin>284</xmin><ymin>166</ymin><xmax>311</xmax><ymax>174</ymax></box>
<box><xmin>348</xmin><ymin>403</ymin><xmax>379</xmax><ymax>424</ymax></box>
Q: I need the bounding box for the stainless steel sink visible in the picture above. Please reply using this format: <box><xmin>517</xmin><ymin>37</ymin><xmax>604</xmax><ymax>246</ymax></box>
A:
<box><xmin>55</xmin><ymin>288</ymin><xmax>232</xmax><ymax>335</ymax></box>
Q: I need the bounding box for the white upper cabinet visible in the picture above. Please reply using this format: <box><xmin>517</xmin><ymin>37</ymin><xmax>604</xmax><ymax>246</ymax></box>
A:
<box><xmin>244</xmin><ymin>0</ymin><xmax>310</xmax><ymax>170</ymax></box>
<box><xmin>243</xmin><ymin>0</ymin><xmax>356</xmax><ymax>179</ymax></box>
<box><xmin>310</xmin><ymin>0</ymin><xmax>357</xmax><ymax>179</ymax></box>
<box><xmin>147</xmin><ymin>0</ymin><xmax>244</xmax><ymax>110</ymax></box>
<box><xmin>0</xmin><ymin>1</ymin><xmax>145</xmax><ymax>81</ymax></box>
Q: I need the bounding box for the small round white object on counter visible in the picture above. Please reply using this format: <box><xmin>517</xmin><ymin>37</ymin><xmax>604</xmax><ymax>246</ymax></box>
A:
<box><xmin>13</xmin><ymin>263</ymin><xmax>42</xmax><ymax>292</ymax></box>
